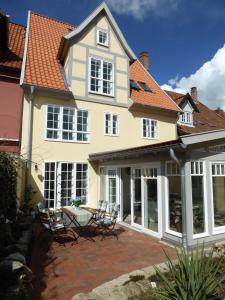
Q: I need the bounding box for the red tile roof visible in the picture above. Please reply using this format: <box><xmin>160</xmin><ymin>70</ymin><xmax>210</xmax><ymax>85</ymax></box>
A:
<box><xmin>0</xmin><ymin>22</ymin><xmax>25</xmax><ymax>71</ymax></box>
<box><xmin>23</xmin><ymin>12</ymin><xmax>180</xmax><ymax>112</ymax></box>
<box><xmin>165</xmin><ymin>90</ymin><xmax>225</xmax><ymax>134</ymax></box>
<box><xmin>130</xmin><ymin>61</ymin><xmax>180</xmax><ymax>112</ymax></box>
<box><xmin>24</xmin><ymin>12</ymin><xmax>75</xmax><ymax>91</ymax></box>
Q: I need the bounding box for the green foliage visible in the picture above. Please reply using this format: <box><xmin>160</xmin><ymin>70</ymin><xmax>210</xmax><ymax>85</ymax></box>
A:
<box><xmin>154</xmin><ymin>245</ymin><xmax>224</xmax><ymax>300</ymax></box>
<box><xmin>0</xmin><ymin>152</ymin><xmax>18</xmax><ymax>222</ymax></box>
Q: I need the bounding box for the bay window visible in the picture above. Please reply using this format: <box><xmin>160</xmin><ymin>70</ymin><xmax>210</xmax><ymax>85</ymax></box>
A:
<box><xmin>166</xmin><ymin>162</ymin><xmax>182</xmax><ymax>234</ymax></box>
<box><xmin>212</xmin><ymin>163</ymin><xmax>225</xmax><ymax>229</ymax></box>
<box><xmin>191</xmin><ymin>161</ymin><xmax>205</xmax><ymax>235</ymax></box>
<box><xmin>89</xmin><ymin>57</ymin><xmax>114</xmax><ymax>96</ymax></box>
<box><xmin>46</xmin><ymin>105</ymin><xmax>89</xmax><ymax>142</ymax></box>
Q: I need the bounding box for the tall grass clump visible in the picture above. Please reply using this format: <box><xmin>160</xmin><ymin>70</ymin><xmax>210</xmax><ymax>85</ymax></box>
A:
<box><xmin>154</xmin><ymin>245</ymin><xmax>225</xmax><ymax>300</ymax></box>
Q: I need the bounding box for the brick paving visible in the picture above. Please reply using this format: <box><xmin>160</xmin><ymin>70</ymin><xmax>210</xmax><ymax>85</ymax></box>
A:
<box><xmin>30</xmin><ymin>223</ymin><xmax>176</xmax><ymax>300</ymax></box>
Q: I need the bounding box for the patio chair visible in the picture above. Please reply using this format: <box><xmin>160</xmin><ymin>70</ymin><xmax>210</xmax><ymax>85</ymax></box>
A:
<box><xmin>88</xmin><ymin>200</ymin><xmax>108</xmax><ymax>226</ymax></box>
<box><xmin>38</xmin><ymin>210</ymin><xmax>77</xmax><ymax>243</ymax></box>
<box><xmin>96</xmin><ymin>204</ymin><xmax>120</xmax><ymax>240</ymax></box>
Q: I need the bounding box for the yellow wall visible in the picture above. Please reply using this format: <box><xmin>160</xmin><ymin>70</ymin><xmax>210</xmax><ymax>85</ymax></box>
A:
<box><xmin>20</xmin><ymin>93</ymin><xmax>177</xmax><ymax>208</ymax></box>
<box><xmin>67</xmin><ymin>14</ymin><xmax>129</xmax><ymax>105</ymax></box>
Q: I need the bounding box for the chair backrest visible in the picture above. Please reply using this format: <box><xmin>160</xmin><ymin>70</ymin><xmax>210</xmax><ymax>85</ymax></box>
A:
<box><xmin>97</xmin><ymin>200</ymin><xmax>104</xmax><ymax>211</ymax></box>
<box><xmin>100</xmin><ymin>201</ymin><xmax>108</xmax><ymax>212</ymax></box>
<box><xmin>111</xmin><ymin>204</ymin><xmax>120</xmax><ymax>220</ymax></box>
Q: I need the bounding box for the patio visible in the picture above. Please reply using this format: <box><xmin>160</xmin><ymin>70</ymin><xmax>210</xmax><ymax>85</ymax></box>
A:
<box><xmin>30</xmin><ymin>222</ymin><xmax>176</xmax><ymax>300</ymax></box>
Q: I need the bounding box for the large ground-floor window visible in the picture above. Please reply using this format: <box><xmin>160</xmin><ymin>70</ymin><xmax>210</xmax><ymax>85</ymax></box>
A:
<box><xmin>44</xmin><ymin>161</ymin><xmax>88</xmax><ymax>208</ymax></box>
<box><xmin>166</xmin><ymin>162</ymin><xmax>182</xmax><ymax>234</ymax></box>
<box><xmin>191</xmin><ymin>161</ymin><xmax>205</xmax><ymax>235</ymax></box>
<box><xmin>212</xmin><ymin>163</ymin><xmax>225</xmax><ymax>228</ymax></box>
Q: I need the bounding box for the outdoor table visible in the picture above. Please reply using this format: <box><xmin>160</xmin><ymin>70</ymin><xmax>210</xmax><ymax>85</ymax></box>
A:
<box><xmin>61</xmin><ymin>206</ymin><xmax>94</xmax><ymax>241</ymax></box>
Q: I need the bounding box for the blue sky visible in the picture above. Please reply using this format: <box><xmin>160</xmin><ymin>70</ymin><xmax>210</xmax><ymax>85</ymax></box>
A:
<box><xmin>2</xmin><ymin>0</ymin><xmax>225</xmax><ymax>109</ymax></box>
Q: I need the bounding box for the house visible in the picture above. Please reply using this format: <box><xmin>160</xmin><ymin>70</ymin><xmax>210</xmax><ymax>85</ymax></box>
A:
<box><xmin>20</xmin><ymin>2</ymin><xmax>225</xmax><ymax>248</ymax></box>
<box><xmin>0</xmin><ymin>11</ymin><xmax>25</xmax><ymax>154</ymax></box>
<box><xmin>166</xmin><ymin>87</ymin><xmax>225</xmax><ymax>135</ymax></box>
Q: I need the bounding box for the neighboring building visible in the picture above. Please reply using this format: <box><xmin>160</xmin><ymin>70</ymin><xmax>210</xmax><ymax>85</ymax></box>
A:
<box><xmin>166</xmin><ymin>87</ymin><xmax>225</xmax><ymax>135</ymax></box>
<box><xmin>0</xmin><ymin>11</ymin><xmax>25</xmax><ymax>153</ymax></box>
<box><xmin>215</xmin><ymin>108</ymin><xmax>225</xmax><ymax>120</ymax></box>
<box><xmin>20</xmin><ymin>2</ymin><xmax>225</xmax><ymax>248</ymax></box>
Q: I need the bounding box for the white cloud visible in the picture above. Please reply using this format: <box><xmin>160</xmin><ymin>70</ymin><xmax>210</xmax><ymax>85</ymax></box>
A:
<box><xmin>106</xmin><ymin>0</ymin><xmax>179</xmax><ymax>20</ymax></box>
<box><xmin>162</xmin><ymin>44</ymin><xmax>225</xmax><ymax>110</ymax></box>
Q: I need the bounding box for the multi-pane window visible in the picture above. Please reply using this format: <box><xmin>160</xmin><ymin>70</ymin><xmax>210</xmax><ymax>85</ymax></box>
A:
<box><xmin>166</xmin><ymin>162</ymin><xmax>182</xmax><ymax>234</ymax></box>
<box><xmin>142</xmin><ymin>118</ymin><xmax>158</xmax><ymax>139</ymax></box>
<box><xmin>44</xmin><ymin>162</ymin><xmax>56</xmax><ymax>209</ymax></box>
<box><xmin>212</xmin><ymin>163</ymin><xmax>225</xmax><ymax>228</ymax></box>
<box><xmin>43</xmin><ymin>162</ymin><xmax>88</xmax><ymax>208</ymax></box>
<box><xmin>46</xmin><ymin>105</ymin><xmax>89</xmax><ymax>142</ymax></box>
<box><xmin>76</xmin><ymin>164</ymin><xmax>88</xmax><ymax>204</ymax></box>
<box><xmin>89</xmin><ymin>57</ymin><xmax>114</xmax><ymax>96</ymax></box>
<box><xmin>97</xmin><ymin>29</ymin><xmax>108</xmax><ymax>46</ymax></box>
<box><xmin>191</xmin><ymin>161</ymin><xmax>205</xmax><ymax>235</ymax></box>
<box><xmin>46</xmin><ymin>106</ymin><xmax>60</xmax><ymax>139</ymax></box>
<box><xmin>180</xmin><ymin>111</ymin><xmax>192</xmax><ymax>125</ymax></box>
<box><xmin>108</xmin><ymin>169</ymin><xmax>117</xmax><ymax>213</ymax></box>
<box><xmin>104</xmin><ymin>113</ymin><xmax>119</xmax><ymax>136</ymax></box>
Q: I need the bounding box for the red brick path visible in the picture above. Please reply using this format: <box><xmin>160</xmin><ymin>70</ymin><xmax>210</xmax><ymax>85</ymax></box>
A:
<box><xmin>30</xmin><ymin>224</ymin><xmax>176</xmax><ymax>300</ymax></box>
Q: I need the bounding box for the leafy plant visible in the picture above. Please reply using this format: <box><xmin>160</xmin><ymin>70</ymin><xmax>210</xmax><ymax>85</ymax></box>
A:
<box><xmin>154</xmin><ymin>245</ymin><xmax>225</xmax><ymax>300</ymax></box>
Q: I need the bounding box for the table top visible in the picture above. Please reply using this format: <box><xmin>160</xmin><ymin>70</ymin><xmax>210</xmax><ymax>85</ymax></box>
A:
<box><xmin>62</xmin><ymin>206</ymin><xmax>93</xmax><ymax>226</ymax></box>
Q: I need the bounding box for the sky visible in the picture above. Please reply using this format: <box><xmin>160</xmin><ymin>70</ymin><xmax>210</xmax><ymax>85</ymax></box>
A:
<box><xmin>2</xmin><ymin>0</ymin><xmax>225</xmax><ymax>109</ymax></box>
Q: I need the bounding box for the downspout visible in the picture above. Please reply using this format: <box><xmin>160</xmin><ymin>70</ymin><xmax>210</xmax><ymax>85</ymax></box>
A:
<box><xmin>169</xmin><ymin>147</ymin><xmax>188</xmax><ymax>253</ymax></box>
<box><xmin>24</xmin><ymin>85</ymin><xmax>34</xmax><ymax>203</ymax></box>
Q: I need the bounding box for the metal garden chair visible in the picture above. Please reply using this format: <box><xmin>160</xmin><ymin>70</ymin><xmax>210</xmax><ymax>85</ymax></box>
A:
<box><xmin>96</xmin><ymin>203</ymin><xmax>120</xmax><ymax>240</ymax></box>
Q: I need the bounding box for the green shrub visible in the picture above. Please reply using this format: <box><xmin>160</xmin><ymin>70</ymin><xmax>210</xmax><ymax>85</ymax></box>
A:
<box><xmin>154</xmin><ymin>245</ymin><xmax>225</xmax><ymax>300</ymax></box>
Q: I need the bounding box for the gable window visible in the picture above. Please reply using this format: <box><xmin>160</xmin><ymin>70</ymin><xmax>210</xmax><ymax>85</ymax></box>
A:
<box><xmin>142</xmin><ymin>118</ymin><xmax>158</xmax><ymax>139</ymax></box>
<box><xmin>179</xmin><ymin>111</ymin><xmax>193</xmax><ymax>125</ymax></box>
<box><xmin>46</xmin><ymin>105</ymin><xmax>89</xmax><ymax>142</ymax></box>
<box><xmin>104</xmin><ymin>113</ymin><xmax>119</xmax><ymax>136</ymax></box>
<box><xmin>89</xmin><ymin>57</ymin><xmax>114</xmax><ymax>96</ymax></box>
<box><xmin>97</xmin><ymin>29</ymin><xmax>109</xmax><ymax>47</ymax></box>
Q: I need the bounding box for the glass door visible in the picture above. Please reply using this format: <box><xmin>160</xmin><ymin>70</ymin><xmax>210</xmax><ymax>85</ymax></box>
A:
<box><xmin>107</xmin><ymin>168</ymin><xmax>119</xmax><ymax>213</ymax></box>
<box><xmin>131</xmin><ymin>169</ymin><xmax>142</xmax><ymax>227</ymax></box>
<box><xmin>57</xmin><ymin>162</ymin><xmax>74</xmax><ymax>207</ymax></box>
<box><xmin>143</xmin><ymin>167</ymin><xmax>159</xmax><ymax>234</ymax></box>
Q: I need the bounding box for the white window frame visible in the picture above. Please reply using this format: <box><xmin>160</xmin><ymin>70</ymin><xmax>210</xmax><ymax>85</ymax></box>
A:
<box><xmin>88</xmin><ymin>57</ymin><xmax>114</xmax><ymax>97</ymax></box>
<box><xmin>97</xmin><ymin>29</ymin><xmax>109</xmax><ymax>47</ymax></box>
<box><xmin>179</xmin><ymin>111</ymin><xmax>193</xmax><ymax>126</ymax></box>
<box><xmin>165</xmin><ymin>161</ymin><xmax>182</xmax><ymax>238</ymax></box>
<box><xmin>211</xmin><ymin>162</ymin><xmax>225</xmax><ymax>235</ymax></box>
<box><xmin>43</xmin><ymin>161</ymin><xmax>89</xmax><ymax>209</ymax></box>
<box><xmin>45</xmin><ymin>104</ymin><xmax>90</xmax><ymax>143</ymax></box>
<box><xmin>104</xmin><ymin>112</ymin><xmax>119</xmax><ymax>136</ymax></box>
<box><xmin>142</xmin><ymin>118</ymin><xmax>158</xmax><ymax>139</ymax></box>
<box><xmin>191</xmin><ymin>161</ymin><xmax>209</xmax><ymax>239</ymax></box>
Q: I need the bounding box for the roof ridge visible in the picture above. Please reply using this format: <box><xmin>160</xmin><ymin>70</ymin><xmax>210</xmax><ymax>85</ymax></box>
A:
<box><xmin>9</xmin><ymin>21</ymin><xmax>26</xmax><ymax>28</ymax></box>
<box><xmin>30</xmin><ymin>11</ymin><xmax>76</xmax><ymax>28</ymax></box>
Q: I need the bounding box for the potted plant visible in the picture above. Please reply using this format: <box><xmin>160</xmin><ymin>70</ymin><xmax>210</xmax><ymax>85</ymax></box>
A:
<box><xmin>70</xmin><ymin>197</ymin><xmax>81</xmax><ymax>210</ymax></box>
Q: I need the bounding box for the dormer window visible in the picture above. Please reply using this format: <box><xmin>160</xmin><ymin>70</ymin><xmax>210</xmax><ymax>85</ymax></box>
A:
<box><xmin>97</xmin><ymin>29</ymin><xmax>109</xmax><ymax>47</ymax></box>
<box><xmin>180</xmin><ymin>111</ymin><xmax>193</xmax><ymax>125</ymax></box>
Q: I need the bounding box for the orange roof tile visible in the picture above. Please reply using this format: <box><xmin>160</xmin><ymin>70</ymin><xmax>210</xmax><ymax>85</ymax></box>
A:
<box><xmin>166</xmin><ymin>91</ymin><xmax>225</xmax><ymax>134</ymax></box>
<box><xmin>24</xmin><ymin>12</ymin><xmax>75</xmax><ymax>91</ymax></box>
<box><xmin>0</xmin><ymin>22</ymin><xmax>25</xmax><ymax>71</ymax></box>
<box><xmin>130</xmin><ymin>61</ymin><xmax>180</xmax><ymax>112</ymax></box>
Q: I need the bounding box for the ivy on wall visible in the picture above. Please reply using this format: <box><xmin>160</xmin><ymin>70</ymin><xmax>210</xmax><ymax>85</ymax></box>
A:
<box><xmin>0</xmin><ymin>152</ymin><xmax>18</xmax><ymax>222</ymax></box>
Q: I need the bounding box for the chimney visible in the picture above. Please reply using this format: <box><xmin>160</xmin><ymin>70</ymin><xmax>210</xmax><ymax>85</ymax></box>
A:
<box><xmin>139</xmin><ymin>51</ymin><xmax>149</xmax><ymax>70</ymax></box>
<box><xmin>191</xmin><ymin>86</ymin><xmax>198</xmax><ymax>103</ymax></box>
<box><xmin>0</xmin><ymin>10</ymin><xmax>9</xmax><ymax>55</ymax></box>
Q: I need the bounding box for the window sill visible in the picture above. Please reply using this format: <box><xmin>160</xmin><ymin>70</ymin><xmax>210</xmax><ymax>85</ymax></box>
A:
<box><xmin>45</xmin><ymin>138</ymin><xmax>90</xmax><ymax>144</ymax></box>
<box><xmin>89</xmin><ymin>90</ymin><xmax>114</xmax><ymax>98</ymax></box>
<box><xmin>193</xmin><ymin>232</ymin><xmax>209</xmax><ymax>239</ymax></box>
<box><xmin>212</xmin><ymin>227</ymin><xmax>225</xmax><ymax>235</ymax></box>
<box><xmin>97</xmin><ymin>42</ymin><xmax>109</xmax><ymax>48</ymax></box>
<box><xmin>165</xmin><ymin>229</ymin><xmax>182</xmax><ymax>238</ymax></box>
<box><xmin>104</xmin><ymin>134</ymin><xmax>120</xmax><ymax>137</ymax></box>
<box><xmin>142</xmin><ymin>137</ymin><xmax>159</xmax><ymax>141</ymax></box>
